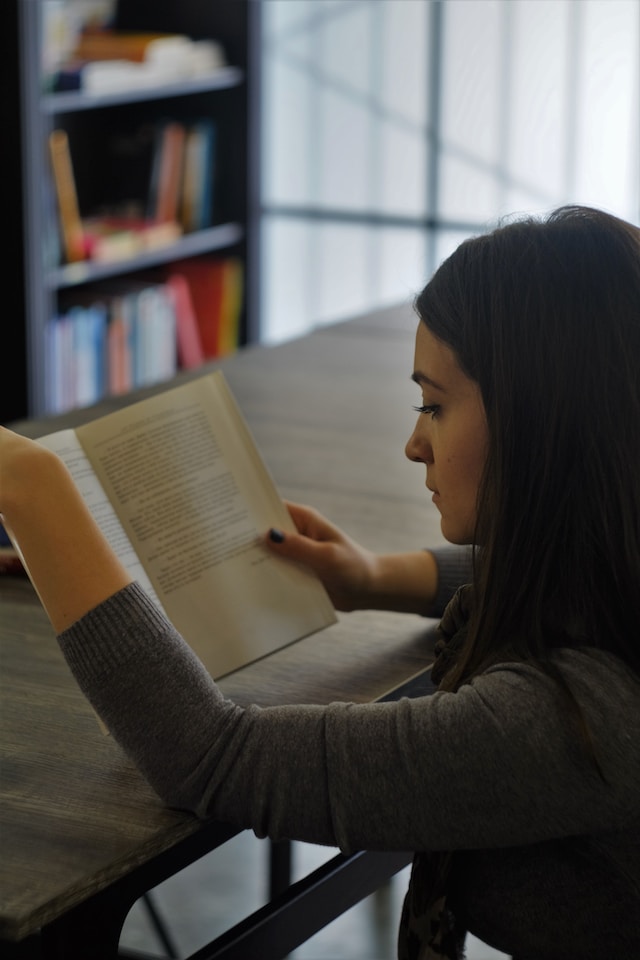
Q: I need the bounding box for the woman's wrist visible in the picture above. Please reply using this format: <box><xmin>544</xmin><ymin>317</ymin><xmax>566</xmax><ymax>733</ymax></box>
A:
<box><xmin>366</xmin><ymin>550</ymin><xmax>439</xmax><ymax>616</ymax></box>
<box><xmin>2</xmin><ymin>432</ymin><xmax>133</xmax><ymax>633</ymax></box>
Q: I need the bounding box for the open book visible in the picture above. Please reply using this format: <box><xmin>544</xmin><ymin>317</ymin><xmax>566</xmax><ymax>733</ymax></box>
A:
<box><xmin>20</xmin><ymin>372</ymin><xmax>337</xmax><ymax>679</ymax></box>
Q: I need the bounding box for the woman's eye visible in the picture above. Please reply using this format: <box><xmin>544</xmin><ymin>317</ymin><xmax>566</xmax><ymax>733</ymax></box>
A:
<box><xmin>412</xmin><ymin>404</ymin><xmax>440</xmax><ymax>419</ymax></box>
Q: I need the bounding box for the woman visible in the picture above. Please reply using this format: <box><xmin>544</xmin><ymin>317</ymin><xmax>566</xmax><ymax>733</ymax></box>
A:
<box><xmin>2</xmin><ymin>205</ymin><xmax>639</xmax><ymax>958</ymax></box>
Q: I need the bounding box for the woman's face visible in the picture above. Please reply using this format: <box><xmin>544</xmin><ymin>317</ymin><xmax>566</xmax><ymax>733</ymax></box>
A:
<box><xmin>405</xmin><ymin>321</ymin><xmax>488</xmax><ymax>544</ymax></box>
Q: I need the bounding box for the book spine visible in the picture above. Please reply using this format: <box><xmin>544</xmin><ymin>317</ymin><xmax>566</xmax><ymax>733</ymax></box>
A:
<box><xmin>47</xmin><ymin>281</ymin><xmax>183</xmax><ymax>414</ymax></box>
<box><xmin>196</xmin><ymin>121</ymin><xmax>216</xmax><ymax>230</ymax></box>
<box><xmin>46</xmin><ymin>313</ymin><xmax>74</xmax><ymax>413</ymax></box>
<box><xmin>158</xmin><ymin>285</ymin><xmax>178</xmax><ymax>382</ymax></box>
<box><xmin>107</xmin><ymin>296</ymin><xmax>134</xmax><ymax>396</ymax></box>
<box><xmin>180</xmin><ymin>120</ymin><xmax>216</xmax><ymax>232</ymax></box>
<box><xmin>169</xmin><ymin>258</ymin><xmax>223</xmax><ymax>359</ymax></box>
<box><xmin>165</xmin><ymin>273</ymin><xmax>205</xmax><ymax>369</ymax></box>
<box><xmin>180</xmin><ymin>125</ymin><xmax>200</xmax><ymax>233</ymax></box>
<box><xmin>217</xmin><ymin>259</ymin><xmax>244</xmax><ymax>356</ymax></box>
<box><xmin>48</xmin><ymin>129</ymin><xmax>85</xmax><ymax>264</ymax></box>
<box><xmin>151</xmin><ymin>121</ymin><xmax>186</xmax><ymax>225</ymax></box>
<box><xmin>71</xmin><ymin>306</ymin><xmax>106</xmax><ymax>408</ymax></box>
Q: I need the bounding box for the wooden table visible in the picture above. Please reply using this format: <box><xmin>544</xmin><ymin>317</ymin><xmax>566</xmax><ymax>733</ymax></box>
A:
<box><xmin>1</xmin><ymin>304</ymin><xmax>446</xmax><ymax>958</ymax></box>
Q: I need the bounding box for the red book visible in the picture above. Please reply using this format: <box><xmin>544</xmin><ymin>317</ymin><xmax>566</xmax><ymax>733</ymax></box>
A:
<box><xmin>149</xmin><ymin>122</ymin><xmax>186</xmax><ymax>224</ymax></box>
<box><xmin>164</xmin><ymin>273</ymin><xmax>205</xmax><ymax>369</ymax></box>
<box><xmin>168</xmin><ymin>258</ymin><xmax>225</xmax><ymax>358</ymax></box>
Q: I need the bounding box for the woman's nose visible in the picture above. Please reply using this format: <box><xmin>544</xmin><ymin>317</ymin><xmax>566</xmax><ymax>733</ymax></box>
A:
<box><xmin>405</xmin><ymin>419</ymin><xmax>432</xmax><ymax>464</ymax></box>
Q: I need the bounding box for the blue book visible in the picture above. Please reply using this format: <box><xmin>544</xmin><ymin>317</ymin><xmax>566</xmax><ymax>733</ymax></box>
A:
<box><xmin>181</xmin><ymin>119</ymin><xmax>217</xmax><ymax>232</ymax></box>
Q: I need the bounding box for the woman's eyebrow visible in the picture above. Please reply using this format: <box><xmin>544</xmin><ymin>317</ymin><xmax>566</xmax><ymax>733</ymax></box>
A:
<box><xmin>411</xmin><ymin>371</ymin><xmax>446</xmax><ymax>392</ymax></box>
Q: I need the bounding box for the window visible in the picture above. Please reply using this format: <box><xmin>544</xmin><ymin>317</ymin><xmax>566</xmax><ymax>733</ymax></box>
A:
<box><xmin>261</xmin><ymin>0</ymin><xmax>639</xmax><ymax>343</ymax></box>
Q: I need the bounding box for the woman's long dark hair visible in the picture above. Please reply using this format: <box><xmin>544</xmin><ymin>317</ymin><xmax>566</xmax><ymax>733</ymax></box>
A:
<box><xmin>415</xmin><ymin>205</ymin><xmax>640</xmax><ymax>691</ymax></box>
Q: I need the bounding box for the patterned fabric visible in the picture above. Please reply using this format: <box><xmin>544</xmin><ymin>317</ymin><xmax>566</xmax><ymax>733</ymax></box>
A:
<box><xmin>397</xmin><ymin>584</ymin><xmax>473</xmax><ymax>960</ymax></box>
<box><xmin>430</xmin><ymin>583</ymin><xmax>474</xmax><ymax>687</ymax></box>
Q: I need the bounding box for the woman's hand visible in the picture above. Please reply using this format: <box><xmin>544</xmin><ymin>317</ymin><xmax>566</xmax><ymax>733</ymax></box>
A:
<box><xmin>0</xmin><ymin>427</ymin><xmax>51</xmax><ymax>513</ymax></box>
<box><xmin>265</xmin><ymin>502</ymin><xmax>380</xmax><ymax>611</ymax></box>
<box><xmin>0</xmin><ymin>426</ymin><xmax>133</xmax><ymax>633</ymax></box>
<box><xmin>265</xmin><ymin>501</ymin><xmax>439</xmax><ymax>616</ymax></box>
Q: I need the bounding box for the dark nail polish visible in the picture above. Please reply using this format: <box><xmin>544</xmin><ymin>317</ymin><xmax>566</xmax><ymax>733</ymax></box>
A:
<box><xmin>269</xmin><ymin>528</ymin><xmax>285</xmax><ymax>543</ymax></box>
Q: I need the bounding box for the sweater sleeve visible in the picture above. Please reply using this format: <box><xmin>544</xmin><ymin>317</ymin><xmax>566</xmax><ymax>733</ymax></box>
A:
<box><xmin>57</xmin><ymin>582</ymin><xmax>640</xmax><ymax>856</ymax></box>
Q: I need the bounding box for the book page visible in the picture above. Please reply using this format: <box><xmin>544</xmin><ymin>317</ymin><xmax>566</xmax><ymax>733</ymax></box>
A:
<box><xmin>75</xmin><ymin>372</ymin><xmax>336</xmax><ymax>678</ymax></box>
<box><xmin>35</xmin><ymin>430</ymin><xmax>164</xmax><ymax>610</ymax></box>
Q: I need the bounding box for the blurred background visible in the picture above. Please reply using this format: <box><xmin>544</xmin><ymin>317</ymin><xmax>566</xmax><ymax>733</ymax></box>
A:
<box><xmin>260</xmin><ymin>0</ymin><xmax>639</xmax><ymax>343</ymax></box>
<box><xmin>7</xmin><ymin>0</ymin><xmax>639</xmax><ymax>422</ymax></box>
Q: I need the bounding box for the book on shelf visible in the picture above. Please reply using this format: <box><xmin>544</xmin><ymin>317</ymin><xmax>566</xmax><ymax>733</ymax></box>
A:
<box><xmin>46</xmin><ymin>303</ymin><xmax>108</xmax><ymax>413</ymax></box>
<box><xmin>149</xmin><ymin>116</ymin><xmax>219</xmax><ymax>234</ymax></box>
<box><xmin>133</xmin><ymin>285</ymin><xmax>177</xmax><ymax>387</ymax></box>
<box><xmin>49</xmin><ymin>113</ymin><xmax>216</xmax><ymax>268</ymax></box>
<box><xmin>53</xmin><ymin>30</ymin><xmax>227</xmax><ymax>93</ymax></box>
<box><xmin>48</xmin><ymin>280</ymin><xmax>184</xmax><ymax>414</ymax></box>
<box><xmin>148</xmin><ymin>120</ymin><xmax>187</xmax><ymax>225</ymax></box>
<box><xmin>48</xmin><ymin>129</ymin><xmax>85</xmax><ymax>264</ymax></box>
<box><xmin>169</xmin><ymin>257</ymin><xmax>244</xmax><ymax>359</ymax></box>
<box><xmin>10</xmin><ymin>372</ymin><xmax>337</xmax><ymax>681</ymax></box>
<box><xmin>180</xmin><ymin>119</ymin><xmax>217</xmax><ymax>232</ymax></box>
<box><xmin>81</xmin><ymin>215</ymin><xmax>182</xmax><ymax>263</ymax></box>
<box><xmin>97</xmin><ymin>283</ymin><xmax>175</xmax><ymax>399</ymax></box>
<box><xmin>164</xmin><ymin>273</ymin><xmax>206</xmax><ymax>369</ymax></box>
<box><xmin>216</xmin><ymin>258</ymin><xmax>244</xmax><ymax>357</ymax></box>
<box><xmin>70</xmin><ymin>31</ymin><xmax>186</xmax><ymax>64</ymax></box>
<box><xmin>106</xmin><ymin>295</ymin><xmax>135</xmax><ymax>396</ymax></box>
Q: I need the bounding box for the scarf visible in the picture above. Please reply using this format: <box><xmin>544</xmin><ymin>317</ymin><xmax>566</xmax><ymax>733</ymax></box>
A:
<box><xmin>397</xmin><ymin>583</ymin><xmax>473</xmax><ymax>960</ymax></box>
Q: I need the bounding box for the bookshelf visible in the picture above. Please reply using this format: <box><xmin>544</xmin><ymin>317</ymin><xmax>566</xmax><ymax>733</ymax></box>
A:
<box><xmin>6</xmin><ymin>0</ymin><xmax>261</xmax><ymax>422</ymax></box>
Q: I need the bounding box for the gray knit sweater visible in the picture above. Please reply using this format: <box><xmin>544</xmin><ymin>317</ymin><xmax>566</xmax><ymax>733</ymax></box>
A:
<box><xmin>58</xmin><ymin>547</ymin><xmax>640</xmax><ymax>959</ymax></box>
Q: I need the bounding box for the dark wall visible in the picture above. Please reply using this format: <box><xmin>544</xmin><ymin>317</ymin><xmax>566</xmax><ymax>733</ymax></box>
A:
<box><xmin>2</xmin><ymin>2</ymin><xmax>28</xmax><ymax>423</ymax></box>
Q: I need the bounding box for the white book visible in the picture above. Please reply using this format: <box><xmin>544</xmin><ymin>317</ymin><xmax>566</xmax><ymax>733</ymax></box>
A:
<box><xmin>21</xmin><ymin>371</ymin><xmax>336</xmax><ymax>680</ymax></box>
